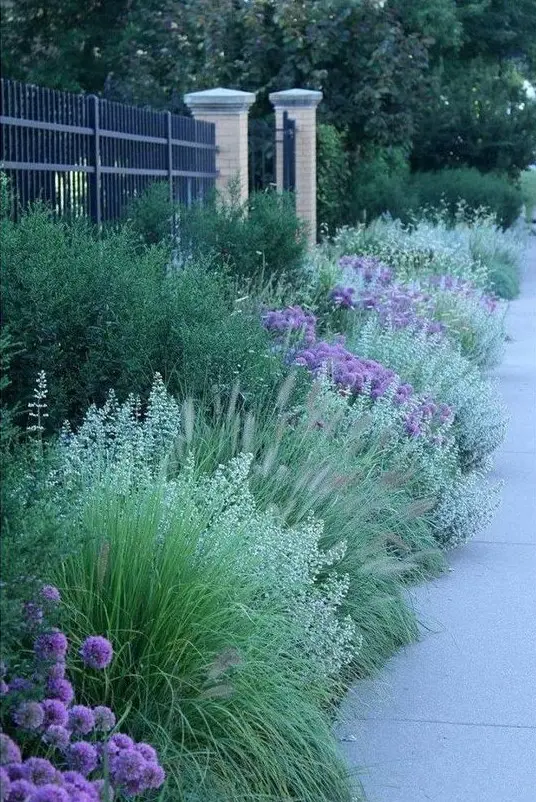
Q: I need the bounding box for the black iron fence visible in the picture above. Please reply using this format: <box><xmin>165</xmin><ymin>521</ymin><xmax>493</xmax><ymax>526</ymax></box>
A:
<box><xmin>0</xmin><ymin>79</ymin><xmax>218</xmax><ymax>223</ymax></box>
<box><xmin>248</xmin><ymin>111</ymin><xmax>295</xmax><ymax>194</ymax></box>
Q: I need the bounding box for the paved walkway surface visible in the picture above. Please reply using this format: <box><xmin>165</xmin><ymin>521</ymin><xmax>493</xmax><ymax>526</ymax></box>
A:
<box><xmin>339</xmin><ymin>242</ymin><xmax>536</xmax><ymax>802</ymax></box>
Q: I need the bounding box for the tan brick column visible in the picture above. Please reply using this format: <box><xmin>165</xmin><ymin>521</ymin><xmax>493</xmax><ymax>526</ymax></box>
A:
<box><xmin>184</xmin><ymin>88</ymin><xmax>256</xmax><ymax>203</ymax></box>
<box><xmin>269</xmin><ymin>89</ymin><xmax>323</xmax><ymax>245</ymax></box>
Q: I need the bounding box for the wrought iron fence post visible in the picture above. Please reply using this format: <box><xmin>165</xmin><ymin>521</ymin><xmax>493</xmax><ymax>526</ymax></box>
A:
<box><xmin>88</xmin><ymin>94</ymin><xmax>102</xmax><ymax>226</ymax></box>
<box><xmin>166</xmin><ymin>110</ymin><xmax>173</xmax><ymax>204</ymax></box>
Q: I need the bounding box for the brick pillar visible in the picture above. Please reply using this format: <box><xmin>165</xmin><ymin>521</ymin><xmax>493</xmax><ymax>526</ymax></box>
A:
<box><xmin>184</xmin><ymin>87</ymin><xmax>256</xmax><ymax>203</ymax></box>
<box><xmin>269</xmin><ymin>88</ymin><xmax>323</xmax><ymax>245</ymax></box>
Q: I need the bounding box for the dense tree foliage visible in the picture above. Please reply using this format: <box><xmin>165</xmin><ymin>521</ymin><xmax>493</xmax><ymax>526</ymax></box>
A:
<box><xmin>1</xmin><ymin>0</ymin><xmax>535</xmax><ymax>172</ymax></box>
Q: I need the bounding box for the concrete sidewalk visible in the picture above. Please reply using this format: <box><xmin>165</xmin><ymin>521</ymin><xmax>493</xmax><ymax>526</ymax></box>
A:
<box><xmin>339</xmin><ymin>243</ymin><xmax>536</xmax><ymax>802</ymax></box>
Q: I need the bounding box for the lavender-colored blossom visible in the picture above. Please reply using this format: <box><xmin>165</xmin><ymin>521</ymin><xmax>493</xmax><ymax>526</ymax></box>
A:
<box><xmin>22</xmin><ymin>758</ymin><xmax>56</xmax><ymax>786</ymax></box>
<box><xmin>68</xmin><ymin>742</ymin><xmax>98</xmax><ymax>776</ymax></box>
<box><xmin>8</xmin><ymin>678</ymin><xmax>34</xmax><ymax>694</ymax></box>
<box><xmin>106</xmin><ymin>734</ymin><xmax>134</xmax><ymax>756</ymax></box>
<box><xmin>339</xmin><ymin>255</ymin><xmax>393</xmax><ymax>285</ymax></box>
<box><xmin>6</xmin><ymin>778</ymin><xmax>35</xmax><ymax>801</ymax></box>
<box><xmin>134</xmin><ymin>744</ymin><xmax>158</xmax><ymax>763</ymax></box>
<box><xmin>23</xmin><ymin>603</ymin><xmax>44</xmax><ymax>628</ymax></box>
<box><xmin>46</xmin><ymin>662</ymin><xmax>66</xmax><ymax>681</ymax></box>
<box><xmin>0</xmin><ymin>767</ymin><xmax>10</xmax><ymax>802</ymax></box>
<box><xmin>34</xmin><ymin>631</ymin><xmax>68</xmax><ymax>663</ymax></box>
<box><xmin>40</xmin><ymin>586</ymin><xmax>61</xmax><ymax>604</ymax></box>
<box><xmin>142</xmin><ymin>761</ymin><xmax>166</xmax><ymax>789</ymax></box>
<box><xmin>62</xmin><ymin>772</ymin><xmax>98</xmax><ymax>800</ymax></box>
<box><xmin>6</xmin><ymin>765</ymin><xmax>25</xmax><ymax>781</ymax></box>
<box><xmin>45</xmin><ymin>679</ymin><xmax>74</xmax><ymax>706</ymax></box>
<box><xmin>42</xmin><ymin>726</ymin><xmax>71</xmax><ymax>751</ymax></box>
<box><xmin>13</xmin><ymin>702</ymin><xmax>45</xmax><ymax>731</ymax></box>
<box><xmin>27</xmin><ymin>786</ymin><xmax>69</xmax><ymax>802</ymax></box>
<box><xmin>111</xmin><ymin>748</ymin><xmax>146</xmax><ymax>784</ymax></box>
<box><xmin>79</xmin><ymin>637</ymin><xmax>113</xmax><ymax>671</ymax></box>
<box><xmin>329</xmin><ymin>285</ymin><xmax>355</xmax><ymax>309</ymax></box>
<box><xmin>262</xmin><ymin>306</ymin><xmax>316</xmax><ymax>346</ymax></box>
<box><xmin>92</xmin><ymin>706</ymin><xmax>115</xmax><ymax>733</ymax></box>
<box><xmin>42</xmin><ymin>699</ymin><xmax>69</xmax><ymax>728</ymax></box>
<box><xmin>68</xmin><ymin>706</ymin><xmax>95</xmax><ymax>735</ymax></box>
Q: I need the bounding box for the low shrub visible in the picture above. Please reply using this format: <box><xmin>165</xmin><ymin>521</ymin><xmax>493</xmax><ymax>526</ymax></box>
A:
<box><xmin>125</xmin><ymin>180</ymin><xmax>174</xmax><ymax>246</ymax></box>
<box><xmin>346</xmin><ymin>147</ymin><xmax>416</xmax><ymax>226</ymax></box>
<box><xmin>178</xmin><ymin>185</ymin><xmax>308</xmax><ymax>285</ymax></box>
<box><xmin>1</xmin><ymin>206</ymin><xmax>284</xmax><ymax>430</ymax></box>
<box><xmin>410</xmin><ymin>167</ymin><xmax>523</xmax><ymax>229</ymax></box>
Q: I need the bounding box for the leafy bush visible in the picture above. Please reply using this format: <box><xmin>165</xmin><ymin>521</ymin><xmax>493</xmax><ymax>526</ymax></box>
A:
<box><xmin>1</xmin><ymin>206</ymin><xmax>284</xmax><ymax>430</ymax></box>
<box><xmin>125</xmin><ymin>180</ymin><xmax>174</xmax><ymax>246</ymax></box>
<box><xmin>316</xmin><ymin>123</ymin><xmax>350</xmax><ymax>236</ymax></box>
<box><xmin>521</xmin><ymin>169</ymin><xmax>536</xmax><ymax>223</ymax></box>
<box><xmin>410</xmin><ymin>167</ymin><xmax>523</xmax><ymax>229</ymax></box>
<box><xmin>346</xmin><ymin>148</ymin><xmax>416</xmax><ymax>226</ymax></box>
<box><xmin>179</xmin><ymin>186</ymin><xmax>308</xmax><ymax>285</ymax></box>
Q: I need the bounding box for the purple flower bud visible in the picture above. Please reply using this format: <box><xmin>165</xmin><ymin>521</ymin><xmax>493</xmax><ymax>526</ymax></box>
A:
<box><xmin>13</xmin><ymin>702</ymin><xmax>45</xmax><ymax>731</ymax></box>
<box><xmin>46</xmin><ymin>678</ymin><xmax>74</xmax><ymax>706</ymax></box>
<box><xmin>34</xmin><ymin>631</ymin><xmax>68</xmax><ymax>662</ymax></box>
<box><xmin>42</xmin><ymin>699</ymin><xmax>69</xmax><ymax>728</ymax></box>
<box><xmin>92</xmin><ymin>706</ymin><xmax>115</xmax><ymax>733</ymax></box>
<box><xmin>27</xmin><ymin>786</ymin><xmax>69</xmax><ymax>802</ymax></box>
<box><xmin>41</xmin><ymin>586</ymin><xmax>61</xmax><ymax>604</ymax></box>
<box><xmin>68</xmin><ymin>706</ymin><xmax>95</xmax><ymax>735</ymax></box>
<box><xmin>79</xmin><ymin>637</ymin><xmax>113</xmax><ymax>670</ymax></box>
<box><xmin>135</xmin><ymin>743</ymin><xmax>158</xmax><ymax>763</ymax></box>
<box><xmin>0</xmin><ymin>767</ymin><xmax>11</xmax><ymax>802</ymax></box>
<box><xmin>22</xmin><ymin>758</ymin><xmax>56</xmax><ymax>786</ymax></box>
<box><xmin>68</xmin><ymin>742</ymin><xmax>98</xmax><ymax>776</ymax></box>
<box><xmin>42</xmin><ymin>725</ymin><xmax>71</xmax><ymax>751</ymax></box>
<box><xmin>6</xmin><ymin>765</ymin><xmax>25</xmax><ymax>781</ymax></box>
<box><xmin>110</xmin><ymin>748</ymin><xmax>145</xmax><ymax>785</ymax></box>
<box><xmin>142</xmin><ymin>761</ymin><xmax>166</xmax><ymax>789</ymax></box>
<box><xmin>47</xmin><ymin>662</ymin><xmax>66</xmax><ymax>681</ymax></box>
<box><xmin>23</xmin><ymin>603</ymin><xmax>44</xmax><ymax>628</ymax></box>
<box><xmin>6</xmin><ymin>778</ymin><xmax>35</xmax><ymax>801</ymax></box>
<box><xmin>107</xmin><ymin>734</ymin><xmax>134</xmax><ymax>755</ymax></box>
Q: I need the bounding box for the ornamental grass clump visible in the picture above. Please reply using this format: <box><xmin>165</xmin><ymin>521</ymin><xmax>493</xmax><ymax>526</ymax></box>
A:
<box><xmin>56</xmin><ymin>479</ymin><xmax>354</xmax><ymax>802</ymax></box>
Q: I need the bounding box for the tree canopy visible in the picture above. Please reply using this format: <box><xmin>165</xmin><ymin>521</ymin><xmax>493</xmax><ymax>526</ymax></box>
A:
<box><xmin>1</xmin><ymin>0</ymin><xmax>535</xmax><ymax>172</ymax></box>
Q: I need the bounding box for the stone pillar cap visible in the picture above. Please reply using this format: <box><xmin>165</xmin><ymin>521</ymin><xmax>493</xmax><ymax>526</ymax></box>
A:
<box><xmin>269</xmin><ymin>88</ymin><xmax>323</xmax><ymax>108</ymax></box>
<box><xmin>184</xmin><ymin>87</ymin><xmax>256</xmax><ymax>114</ymax></box>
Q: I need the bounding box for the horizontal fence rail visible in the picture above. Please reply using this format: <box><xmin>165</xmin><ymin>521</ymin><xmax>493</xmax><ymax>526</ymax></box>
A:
<box><xmin>0</xmin><ymin>79</ymin><xmax>218</xmax><ymax>223</ymax></box>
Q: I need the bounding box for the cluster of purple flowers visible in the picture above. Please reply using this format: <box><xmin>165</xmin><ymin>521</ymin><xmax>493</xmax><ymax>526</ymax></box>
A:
<box><xmin>262</xmin><ymin>306</ymin><xmax>316</xmax><ymax>346</ymax></box>
<box><xmin>295</xmin><ymin>340</ymin><xmax>397</xmax><ymax>402</ymax></box>
<box><xmin>339</xmin><ymin>255</ymin><xmax>393</xmax><ymax>286</ymax></box>
<box><xmin>357</xmin><ymin>284</ymin><xmax>445</xmax><ymax>337</ymax></box>
<box><xmin>402</xmin><ymin>396</ymin><xmax>453</xmax><ymax>439</ymax></box>
<box><xmin>0</xmin><ymin>596</ymin><xmax>165</xmax><ymax>801</ymax></box>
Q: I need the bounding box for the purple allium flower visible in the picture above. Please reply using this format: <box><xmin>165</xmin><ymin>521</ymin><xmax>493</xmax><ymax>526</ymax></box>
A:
<box><xmin>92</xmin><ymin>706</ymin><xmax>115</xmax><ymax>733</ymax></box>
<box><xmin>68</xmin><ymin>706</ymin><xmax>95</xmax><ymax>735</ymax></box>
<box><xmin>106</xmin><ymin>734</ymin><xmax>134</xmax><ymax>755</ymax></box>
<box><xmin>110</xmin><ymin>748</ymin><xmax>146</xmax><ymax>785</ymax></box>
<box><xmin>42</xmin><ymin>726</ymin><xmax>71</xmax><ymax>751</ymax></box>
<box><xmin>263</xmin><ymin>306</ymin><xmax>317</xmax><ymax>346</ymax></box>
<box><xmin>79</xmin><ymin>637</ymin><xmax>113</xmax><ymax>671</ymax></box>
<box><xmin>23</xmin><ymin>603</ymin><xmax>44</xmax><ymax>628</ymax></box>
<box><xmin>134</xmin><ymin>743</ymin><xmax>158</xmax><ymax>763</ymax></box>
<box><xmin>41</xmin><ymin>586</ymin><xmax>61</xmax><ymax>605</ymax></box>
<box><xmin>45</xmin><ymin>679</ymin><xmax>74</xmax><ymax>706</ymax></box>
<box><xmin>22</xmin><ymin>758</ymin><xmax>56</xmax><ymax>786</ymax></box>
<box><xmin>13</xmin><ymin>702</ymin><xmax>45</xmax><ymax>731</ymax></box>
<box><xmin>61</xmin><ymin>772</ymin><xmax>98</xmax><ymax>800</ymax></box>
<box><xmin>0</xmin><ymin>767</ymin><xmax>11</xmax><ymax>802</ymax></box>
<box><xmin>6</xmin><ymin>778</ymin><xmax>35</xmax><ymax>801</ymax></box>
<box><xmin>34</xmin><ymin>631</ymin><xmax>68</xmax><ymax>663</ymax></box>
<box><xmin>46</xmin><ymin>662</ymin><xmax>66</xmax><ymax>681</ymax></box>
<box><xmin>329</xmin><ymin>285</ymin><xmax>355</xmax><ymax>309</ymax></box>
<box><xmin>8</xmin><ymin>678</ymin><xmax>34</xmax><ymax>695</ymax></box>
<box><xmin>6</xmin><ymin>765</ymin><xmax>25</xmax><ymax>782</ymax></box>
<box><xmin>142</xmin><ymin>761</ymin><xmax>166</xmax><ymax>789</ymax></box>
<box><xmin>42</xmin><ymin>699</ymin><xmax>68</xmax><ymax>728</ymax></box>
<box><xmin>27</xmin><ymin>786</ymin><xmax>69</xmax><ymax>802</ymax></box>
<box><xmin>68</xmin><ymin>742</ymin><xmax>98</xmax><ymax>776</ymax></box>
